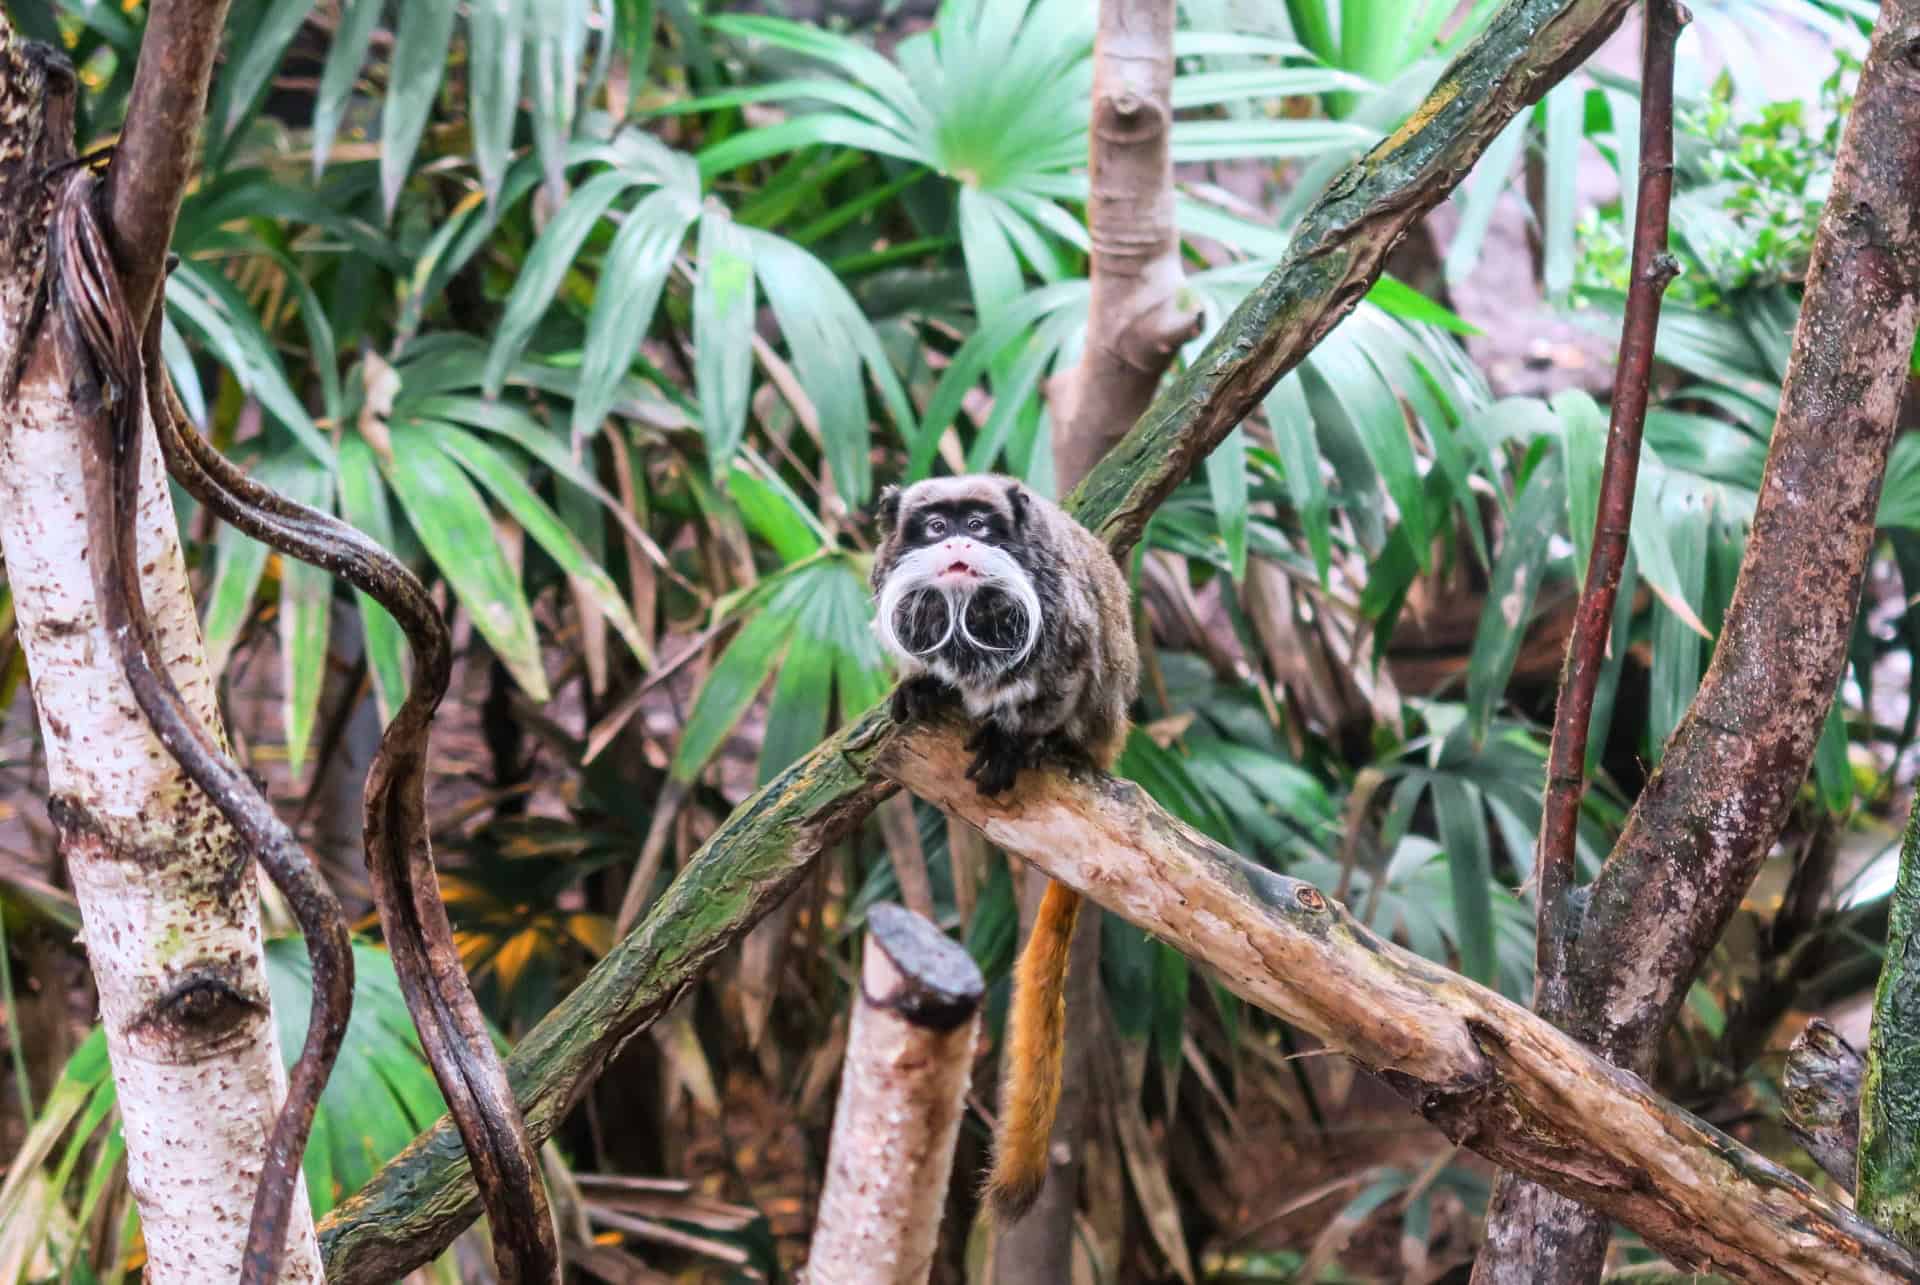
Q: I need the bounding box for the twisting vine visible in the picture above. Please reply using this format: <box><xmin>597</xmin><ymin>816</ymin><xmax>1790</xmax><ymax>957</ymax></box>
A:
<box><xmin>47</xmin><ymin>170</ymin><xmax>559</xmax><ymax>1284</ymax></box>
<box><xmin>50</xmin><ymin>166</ymin><xmax>354</xmax><ymax>1283</ymax></box>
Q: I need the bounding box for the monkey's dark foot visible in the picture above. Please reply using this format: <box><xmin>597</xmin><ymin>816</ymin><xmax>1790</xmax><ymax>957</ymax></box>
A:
<box><xmin>964</xmin><ymin>723</ymin><xmax>1029</xmax><ymax>796</ymax></box>
<box><xmin>890</xmin><ymin>675</ymin><xmax>954</xmax><ymax>724</ymax></box>
<box><xmin>1037</xmin><ymin>732</ymin><xmax>1090</xmax><ymax>766</ymax></box>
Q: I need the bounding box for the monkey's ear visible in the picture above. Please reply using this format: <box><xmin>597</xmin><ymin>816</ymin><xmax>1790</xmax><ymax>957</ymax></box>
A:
<box><xmin>1004</xmin><ymin>481</ymin><xmax>1030</xmax><ymax>531</ymax></box>
<box><xmin>876</xmin><ymin>485</ymin><xmax>903</xmax><ymax>534</ymax></box>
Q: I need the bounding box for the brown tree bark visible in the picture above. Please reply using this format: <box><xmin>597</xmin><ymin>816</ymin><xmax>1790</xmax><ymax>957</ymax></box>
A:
<box><xmin>1046</xmin><ymin>0</ymin><xmax>1198</xmax><ymax>489</ymax></box>
<box><xmin>1783</xmin><ymin>1018</ymin><xmax>1863</xmax><ymax>1192</ymax></box>
<box><xmin>877</xmin><ymin>724</ymin><xmax>1920</xmax><ymax>1284</ymax></box>
<box><xmin>1478</xmin><ymin>2</ymin><xmax>1920</xmax><ymax>1278</ymax></box>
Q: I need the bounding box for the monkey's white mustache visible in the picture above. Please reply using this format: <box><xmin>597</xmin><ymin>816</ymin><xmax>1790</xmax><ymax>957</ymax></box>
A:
<box><xmin>873</xmin><ymin>540</ymin><xmax>1041</xmax><ymax>667</ymax></box>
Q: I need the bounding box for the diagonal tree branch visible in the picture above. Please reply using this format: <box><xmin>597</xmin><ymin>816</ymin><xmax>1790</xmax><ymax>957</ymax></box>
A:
<box><xmin>1482</xmin><ymin>2</ymin><xmax>1920</xmax><ymax>1277</ymax></box>
<box><xmin>1067</xmin><ymin>0</ymin><xmax>1635</xmax><ymax>553</ymax></box>
<box><xmin>876</xmin><ymin>726</ymin><xmax>1920</xmax><ymax>1285</ymax></box>
<box><xmin>318</xmin><ymin>0</ymin><xmax>1639</xmax><ymax>1275</ymax></box>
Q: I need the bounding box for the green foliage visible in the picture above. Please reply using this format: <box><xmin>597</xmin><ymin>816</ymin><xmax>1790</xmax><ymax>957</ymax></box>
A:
<box><xmin>5</xmin><ymin>0</ymin><xmax>1910</xmax><ymax>1274</ymax></box>
<box><xmin>1577</xmin><ymin>60</ymin><xmax>1855</xmax><ymax>309</ymax></box>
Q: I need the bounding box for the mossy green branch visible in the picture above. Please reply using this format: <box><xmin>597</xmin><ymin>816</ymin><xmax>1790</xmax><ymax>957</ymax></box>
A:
<box><xmin>1070</xmin><ymin>0</ymin><xmax>1634</xmax><ymax>556</ymax></box>
<box><xmin>319</xmin><ymin>0</ymin><xmax>1640</xmax><ymax>1275</ymax></box>
<box><xmin>1861</xmin><ymin>796</ymin><xmax>1920</xmax><ymax>1245</ymax></box>
<box><xmin>319</xmin><ymin>713</ymin><xmax>898</xmax><ymax>1284</ymax></box>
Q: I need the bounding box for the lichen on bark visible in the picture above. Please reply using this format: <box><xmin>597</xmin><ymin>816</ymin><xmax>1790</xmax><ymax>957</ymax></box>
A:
<box><xmin>1861</xmin><ymin>794</ymin><xmax>1920</xmax><ymax>1244</ymax></box>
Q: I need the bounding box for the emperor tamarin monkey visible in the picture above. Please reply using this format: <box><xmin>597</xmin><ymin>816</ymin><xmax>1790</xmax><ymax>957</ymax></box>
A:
<box><xmin>870</xmin><ymin>474</ymin><xmax>1139</xmax><ymax>1220</ymax></box>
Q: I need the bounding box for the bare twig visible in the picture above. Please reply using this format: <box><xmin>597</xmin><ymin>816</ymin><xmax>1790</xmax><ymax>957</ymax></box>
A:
<box><xmin>1533</xmin><ymin>0</ymin><xmax>1687</xmax><ymax>963</ymax></box>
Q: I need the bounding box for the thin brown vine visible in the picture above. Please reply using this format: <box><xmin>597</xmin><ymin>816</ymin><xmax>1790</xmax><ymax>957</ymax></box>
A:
<box><xmin>48</xmin><ymin>168</ymin><xmax>559</xmax><ymax>1284</ymax></box>
<box><xmin>49</xmin><ymin>169</ymin><xmax>354</xmax><ymax>1285</ymax></box>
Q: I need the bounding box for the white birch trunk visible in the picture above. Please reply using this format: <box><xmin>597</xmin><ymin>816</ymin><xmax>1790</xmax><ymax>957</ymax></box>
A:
<box><xmin>0</xmin><ymin>384</ymin><xmax>325</xmax><ymax>1285</ymax></box>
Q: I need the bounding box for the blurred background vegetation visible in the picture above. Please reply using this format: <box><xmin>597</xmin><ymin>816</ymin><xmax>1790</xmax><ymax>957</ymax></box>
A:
<box><xmin>0</xmin><ymin>0</ymin><xmax>1911</xmax><ymax>1279</ymax></box>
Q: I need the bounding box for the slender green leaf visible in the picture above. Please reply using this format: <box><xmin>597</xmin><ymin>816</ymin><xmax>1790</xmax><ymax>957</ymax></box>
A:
<box><xmin>167</xmin><ymin>265</ymin><xmax>332</xmax><ymax>464</ymax></box>
<box><xmin>214</xmin><ymin>0</ymin><xmax>316</xmax><ymax>160</ymax></box>
<box><xmin>752</xmin><ymin>235</ymin><xmax>876</xmax><ymax>501</ymax></box>
<box><xmin>313</xmin><ymin>0</ymin><xmax>383</xmax><ymax>174</ymax></box>
<box><xmin>485</xmin><ymin>168</ymin><xmax>641</xmax><ymax>394</ymax></box>
<box><xmin>1443</xmin><ymin>114</ymin><xmax>1527</xmax><ymax>284</ymax></box>
<box><xmin>1812</xmin><ymin>696</ymin><xmax>1854</xmax><ymax>815</ymax></box>
<box><xmin>1647</xmin><ymin>485</ymin><xmax>1711</xmax><ymax>759</ymax></box>
<box><xmin>470</xmin><ymin>0</ymin><xmax>528</xmax><ymax>208</ymax></box>
<box><xmin>203</xmin><ymin>520</ymin><xmax>271</xmax><ymax>681</ymax></box>
<box><xmin>529</xmin><ymin>0</ymin><xmax>591</xmax><ymax>190</ymax></box>
<box><xmin>1207</xmin><ymin>426</ymin><xmax>1250</xmax><ymax>581</ymax></box>
<box><xmin>694</xmin><ymin>209</ymin><xmax>757</xmax><ymax>480</ymax></box>
<box><xmin>263</xmin><ymin>459</ymin><xmax>335</xmax><ymax>778</ymax></box>
<box><xmin>759</xmin><ymin>639</ymin><xmax>834</xmax><ymax>785</ymax></box>
<box><xmin>670</xmin><ymin>609</ymin><xmax>790</xmax><ymax>782</ymax></box>
<box><xmin>729</xmin><ymin>467</ymin><xmax>825</xmax><ymax>562</ymax></box>
<box><xmin>1555</xmin><ymin>389</ymin><xmax>1607</xmax><ymax>589</ymax></box>
<box><xmin>337</xmin><ymin>435</ymin><xmax>411</xmax><ymax>720</ymax></box>
<box><xmin>383</xmin><ymin>423</ymin><xmax>549</xmax><ymax>699</ymax></box>
<box><xmin>958</xmin><ymin>186</ymin><xmax>1025</xmax><ymax>321</ymax></box>
<box><xmin>1467</xmin><ymin>453</ymin><xmax>1566</xmax><ymax>743</ymax></box>
<box><xmin>572</xmin><ymin>187</ymin><xmax>697</xmax><ymax>439</ymax></box>
<box><xmin>1540</xmin><ymin>83</ymin><xmax>1583</xmax><ymax>299</ymax></box>
<box><xmin>1431</xmin><ymin>777</ymin><xmax>1495</xmax><ymax>985</ymax></box>
<box><xmin>431</xmin><ymin>424</ymin><xmax>651</xmax><ymax>667</ymax></box>
<box><xmin>1265</xmin><ymin>374</ymin><xmax>1330</xmax><ymax>582</ymax></box>
<box><xmin>381</xmin><ymin>0</ymin><xmax>459</xmax><ymax>217</ymax></box>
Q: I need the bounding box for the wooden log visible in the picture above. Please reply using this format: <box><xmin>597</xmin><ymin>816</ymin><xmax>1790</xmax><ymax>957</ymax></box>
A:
<box><xmin>1783</xmin><ymin>1018</ymin><xmax>1862</xmax><ymax>1193</ymax></box>
<box><xmin>805</xmin><ymin>904</ymin><xmax>984</xmax><ymax>1285</ymax></box>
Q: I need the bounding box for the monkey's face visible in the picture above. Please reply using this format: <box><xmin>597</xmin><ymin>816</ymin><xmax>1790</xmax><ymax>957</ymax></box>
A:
<box><xmin>872</xmin><ymin>480</ymin><xmax>1041</xmax><ymax>687</ymax></box>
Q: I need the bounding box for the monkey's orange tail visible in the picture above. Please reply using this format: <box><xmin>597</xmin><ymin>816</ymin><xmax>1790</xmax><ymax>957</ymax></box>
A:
<box><xmin>986</xmin><ymin>879</ymin><xmax>1082</xmax><ymax>1223</ymax></box>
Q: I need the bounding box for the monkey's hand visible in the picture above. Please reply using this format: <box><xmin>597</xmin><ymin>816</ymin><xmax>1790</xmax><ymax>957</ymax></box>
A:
<box><xmin>964</xmin><ymin>722</ymin><xmax>1028</xmax><ymax>796</ymax></box>
<box><xmin>889</xmin><ymin>675</ymin><xmax>954</xmax><ymax>725</ymax></box>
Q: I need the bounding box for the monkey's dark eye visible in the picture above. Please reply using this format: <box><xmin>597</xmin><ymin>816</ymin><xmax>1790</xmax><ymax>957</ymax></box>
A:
<box><xmin>926</xmin><ymin>516</ymin><xmax>947</xmax><ymax>538</ymax></box>
<box><xmin>968</xmin><ymin>517</ymin><xmax>986</xmax><ymax>535</ymax></box>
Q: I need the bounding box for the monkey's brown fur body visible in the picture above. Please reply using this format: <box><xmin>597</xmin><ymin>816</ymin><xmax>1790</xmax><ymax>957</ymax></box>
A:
<box><xmin>871</xmin><ymin>474</ymin><xmax>1138</xmax><ymax>1221</ymax></box>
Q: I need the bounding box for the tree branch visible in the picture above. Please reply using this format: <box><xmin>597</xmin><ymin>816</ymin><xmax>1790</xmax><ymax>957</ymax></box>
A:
<box><xmin>1533</xmin><ymin>0</ymin><xmax>1685</xmax><ymax>961</ymax></box>
<box><xmin>101</xmin><ymin>0</ymin><xmax>233</xmax><ymax>325</ymax></box>
<box><xmin>319</xmin><ymin>0</ymin><xmax>1643</xmax><ymax>1272</ymax></box>
<box><xmin>876</xmin><ymin>724</ymin><xmax>1920</xmax><ymax>1285</ymax></box>
<box><xmin>1483</xmin><ymin>2</ymin><xmax>1920</xmax><ymax>1273</ymax></box>
<box><xmin>1047</xmin><ymin>0</ymin><xmax>1197</xmax><ymax>490</ymax></box>
<box><xmin>806</xmin><ymin>904</ymin><xmax>983</xmax><ymax>1284</ymax></box>
<box><xmin>1067</xmin><ymin>0</ymin><xmax>1636</xmax><ymax>555</ymax></box>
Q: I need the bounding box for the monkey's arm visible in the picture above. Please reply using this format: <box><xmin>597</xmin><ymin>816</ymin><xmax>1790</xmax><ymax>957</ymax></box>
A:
<box><xmin>889</xmin><ymin>674</ymin><xmax>954</xmax><ymax>724</ymax></box>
